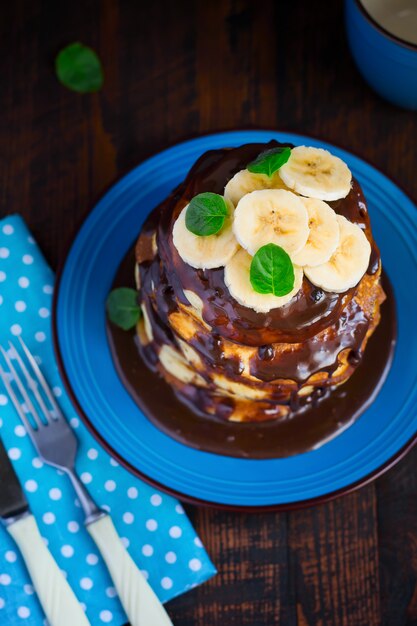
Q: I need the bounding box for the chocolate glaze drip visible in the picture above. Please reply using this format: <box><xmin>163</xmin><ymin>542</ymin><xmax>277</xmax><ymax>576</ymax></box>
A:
<box><xmin>249</xmin><ymin>300</ymin><xmax>369</xmax><ymax>383</ymax></box>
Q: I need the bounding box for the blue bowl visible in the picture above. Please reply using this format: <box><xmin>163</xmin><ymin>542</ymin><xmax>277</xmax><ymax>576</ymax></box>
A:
<box><xmin>345</xmin><ymin>0</ymin><xmax>417</xmax><ymax>110</ymax></box>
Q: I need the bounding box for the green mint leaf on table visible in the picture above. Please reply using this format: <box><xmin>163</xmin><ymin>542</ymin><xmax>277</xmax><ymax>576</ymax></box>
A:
<box><xmin>250</xmin><ymin>244</ymin><xmax>295</xmax><ymax>296</ymax></box>
<box><xmin>185</xmin><ymin>192</ymin><xmax>229</xmax><ymax>236</ymax></box>
<box><xmin>247</xmin><ymin>147</ymin><xmax>291</xmax><ymax>178</ymax></box>
<box><xmin>55</xmin><ymin>43</ymin><xmax>103</xmax><ymax>93</ymax></box>
<box><xmin>106</xmin><ymin>288</ymin><xmax>141</xmax><ymax>331</ymax></box>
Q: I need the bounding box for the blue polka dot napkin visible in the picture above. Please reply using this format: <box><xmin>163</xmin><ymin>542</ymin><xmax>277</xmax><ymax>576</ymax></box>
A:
<box><xmin>0</xmin><ymin>215</ymin><xmax>216</xmax><ymax>625</ymax></box>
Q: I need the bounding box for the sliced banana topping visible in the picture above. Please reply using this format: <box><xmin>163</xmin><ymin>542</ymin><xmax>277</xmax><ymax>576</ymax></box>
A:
<box><xmin>134</xmin><ymin>262</ymin><xmax>141</xmax><ymax>290</ymax></box>
<box><xmin>279</xmin><ymin>146</ymin><xmax>352</xmax><ymax>201</ymax></box>
<box><xmin>171</xmin><ymin>144</ymin><xmax>368</xmax><ymax>313</ymax></box>
<box><xmin>233</xmin><ymin>189</ymin><xmax>309</xmax><ymax>258</ymax></box>
<box><xmin>304</xmin><ymin>215</ymin><xmax>371</xmax><ymax>293</ymax></box>
<box><xmin>173</xmin><ymin>205</ymin><xmax>238</xmax><ymax>269</ymax></box>
<box><xmin>159</xmin><ymin>344</ymin><xmax>206</xmax><ymax>386</ymax></box>
<box><xmin>292</xmin><ymin>198</ymin><xmax>340</xmax><ymax>267</ymax></box>
<box><xmin>224</xmin><ymin>248</ymin><xmax>303</xmax><ymax>313</ymax></box>
<box><xmin>141</xmin><ymin>304</ymin><xmax>154</xmax><ymax>342</ymax></box>
<box><xmin>224</xmin><ymin>169</ymin><xmax>288</xmax><ymax>206</ymax></box>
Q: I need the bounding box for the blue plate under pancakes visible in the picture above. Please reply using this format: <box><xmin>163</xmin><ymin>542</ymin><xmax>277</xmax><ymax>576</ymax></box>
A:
<box><xmin>54</xmin><ymin>130</ymin><xmax>417</xmax><ymax>509</ymax></box>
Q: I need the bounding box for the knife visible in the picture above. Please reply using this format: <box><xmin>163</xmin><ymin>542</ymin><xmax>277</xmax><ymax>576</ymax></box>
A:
<box><xmin>0</xmin><ymin>437</ymin><xmax>90</xmax><ymax>626</ymax></box>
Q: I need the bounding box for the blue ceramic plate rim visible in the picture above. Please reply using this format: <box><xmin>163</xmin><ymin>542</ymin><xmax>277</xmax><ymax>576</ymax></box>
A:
<box><xmin>53</xmin><ymin>130</ymin><xmax>417</xmax><ymax>509</ymax></box>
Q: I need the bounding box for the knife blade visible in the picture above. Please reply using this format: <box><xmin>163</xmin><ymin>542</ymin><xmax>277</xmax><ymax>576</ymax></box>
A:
<box><xmin>0</xmin><ymin>436</ymin><xmax>28</xmax><ymax>521</ymax></box>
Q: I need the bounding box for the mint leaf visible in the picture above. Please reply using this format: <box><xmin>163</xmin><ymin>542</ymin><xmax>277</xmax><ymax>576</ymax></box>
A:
<box><xmin>247</xmin><ymin>147</ymin><xmax>291</xmax><ymax>178</ymax></box>
<box><xmin>106</xmin><ymin>288</ymin><xmax>141</xmax><ymax>330</ymax></box>
<box><xmin>55</xmin><ymin>43</ymin><xmax>103</xmax><ymax>93</ymax></box>
<box><xmin>185</xmin><ymin>193</ymin><xmax>229</xmax><ymax>236</ymax></box>
<box><xmin>250</xmin><ymin>244</ymin><xmax>295</xmax><ymax>296</ymax></box>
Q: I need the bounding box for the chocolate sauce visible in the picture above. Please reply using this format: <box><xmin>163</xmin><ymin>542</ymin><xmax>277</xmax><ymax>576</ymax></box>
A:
<box><xmin>106</xmin><ymin>142</ymin><xmax>396</xmax><ymax>458</ymax></box>
<box><xmin>107</xmin><ymin>248</ymin><xmax>396</xmax><ymax>458</ymax></box>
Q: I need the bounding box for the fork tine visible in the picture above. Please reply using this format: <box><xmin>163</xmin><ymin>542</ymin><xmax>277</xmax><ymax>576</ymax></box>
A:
<box><xmin>9</xmin><ymin>341</ymin><xmax>53</xmax><ymax>424</ymax></box>
<box><xmin>17</xmin><ymin>337</ymin><xmax>64</xmax><ymax>419</ymax></box>
<box><xmin>0</xmin><ymin>345</ymin><xmax>43</xmax><ymax>428</ymax></box>
<box><xmin>0</xmin><ymin>364</ymin><xmax>37</xmax><ymax>436</ymax></box>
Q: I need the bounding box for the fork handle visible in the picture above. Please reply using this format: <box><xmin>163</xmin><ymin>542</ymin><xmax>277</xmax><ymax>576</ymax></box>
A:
<box><xmin>7</xmin><ymin>514</ymin><xmax>91</xmax><ymax>626</ymax></box>
<box><xmin>87</xmin><ymin>515</ymin><xmax>173</xmax><ymax>626</ymax></box>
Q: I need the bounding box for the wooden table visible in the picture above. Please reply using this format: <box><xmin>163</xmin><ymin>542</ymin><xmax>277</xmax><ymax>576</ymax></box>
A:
<box><xmin>2</xmin><ymin>1</ymin><xmax>417</xmax><ymax>624</ymax></box>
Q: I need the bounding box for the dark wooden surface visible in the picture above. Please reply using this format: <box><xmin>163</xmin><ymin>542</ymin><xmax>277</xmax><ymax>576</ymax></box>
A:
<box><xmin>1</xmin><ymin>1</ymin><xmax>417</xmax><ymax>624</ymax></box>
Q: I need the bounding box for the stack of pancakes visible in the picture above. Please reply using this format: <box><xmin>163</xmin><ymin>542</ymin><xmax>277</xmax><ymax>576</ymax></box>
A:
<box><xmin>134</xmin><ymin>143</ymin><xmax>385</xmax><ymax>422</ymax></box>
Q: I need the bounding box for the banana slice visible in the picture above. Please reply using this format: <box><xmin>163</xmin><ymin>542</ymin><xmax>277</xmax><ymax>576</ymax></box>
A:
<box><xmin>173</xmin><ymin>204</ymin><xmax>238</xmax><ymax>269</ymax></box>
<box><xmin>224</xmin><ymin>248</ymin><xmax>303</xmax><ymax>313</ymax></box>
<box><xmin>141</xmin><ymin>304</ymin><xmax>154</xmax><ymax>342</ymax></box>
<box><xmin>233</xmin><ymin>189</ymin><xmax>309</xmax><ymax>257</ymax></box>
<box><xmin>279</xmin><ymin>146</ymin><xmax>352</xmax><ymax>201</ymax></box>
<box><xmin>304</xmin><ymin>215</ymin><xmax>371</xmax><ymax>293</ymax></box>
<box><xmin>159</xmin><ymin>344</ymin><xmax>206</xmax><ymax>386</ymax></box>
<box><xmin>224</xmin><ymin>169</ymin><xmax>288</xmax><ymax>206</ymax></box>
<box><xmin>292</xmin><ymin>198</ymin><xmax>340</xmax><ymax>267</ymax></box>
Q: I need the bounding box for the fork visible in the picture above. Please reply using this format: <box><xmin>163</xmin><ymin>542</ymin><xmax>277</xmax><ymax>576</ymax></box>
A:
<box><xmin>0</xmin><ymin>338</ymin><xmax>174</xmax><ymax>626</ymax></box>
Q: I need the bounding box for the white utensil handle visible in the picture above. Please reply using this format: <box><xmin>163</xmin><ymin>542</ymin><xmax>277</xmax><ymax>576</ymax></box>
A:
<box><xmin>7</xmin><ymin>514</ymin><xmax>90</xmax><ymax>626</ymax></box>
<box><xmin>88</xmin><ymin>515</ymin><xmax>173</xmax><ymax>626</ymax></box>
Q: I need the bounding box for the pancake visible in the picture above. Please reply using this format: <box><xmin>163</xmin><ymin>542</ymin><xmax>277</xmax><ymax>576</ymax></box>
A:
<box><xmin>134</xmin><ymin>141</ymin><xmax>384</xmax><ymax>423</ymax></box>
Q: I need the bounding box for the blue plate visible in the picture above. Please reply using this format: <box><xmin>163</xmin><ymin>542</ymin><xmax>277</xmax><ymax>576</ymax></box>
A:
<box><xmin>54</xmin><ymin>130</ymin><xmax>417</xmax><ymax>509</ymax></box>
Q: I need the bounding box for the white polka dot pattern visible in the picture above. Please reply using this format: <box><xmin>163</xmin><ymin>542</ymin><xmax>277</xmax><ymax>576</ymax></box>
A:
<box><xmin>61</xmin><ymin>545</ymin><xmax>74</xmax><ymax>558</ymax></box>
<box><xmin>86</xmin><ymin>554</ymin><xmax>99</xmax><ymax>566</ymax></box>
<box><xmin>169</xmin><ymin>526</ymin><xmax>182</xmax><ymax>539</ymax></box>
<box><xmin>189</xmin><ymin>558</ymin><xmax>202</xmax><ymax>572</ymax></box>
<box><xmin>67</xmin><ymin>521</ymin><xmax>79</xmax><ymax>533</ymax></box>
<box><xmin>123</xmin><ymin>512</ymin><xmax>134</xmax><ymax>525</ymax></box>
<box><xmin>25</xmin><ymin>480</ymin><xmax>38</xmax><ymax>493</ymax></box>
<box><xmin>14</xmin><ymin>425</ymin><xmax>26</xmax><ymax>437</ymax></box>
<box><xmin>42</xmin><ymin>513</ymin><xmax>55</xmax><ymax>525</ymax></box>
<box><xmin>0</xmin><ymin>216</ymin><xmax>216</xmax><ymax>624</ymax></box>
<box><xmin>127</xmin><ymin>487</ymin><xmax>138</xmax><ymax>499</ymax></box>
<box><xmin>8</xmin><ymin>448</ymin><xmax>21</xmax><ymax>460</ymax></box>
<box><xmin>165</xmin><ymin>551</ymin><xmax>177</xmax><ymax>564</ymax></box>
<box><xmin>146</xmin><ymin>519</ymin><xmax>158</xmax><ymax>531</ymax></box>
<box><xmin>80</xmin><ymin>472</ymin><xmax>92</xmax><ymax>484</ymax></box>
<box><xmin>0</xmin><ymin>574</ymin><xmax>11</xmax><ymax>585</ymax></box>
<box><xmin>5</xmin><ymin>551</ymin><xmax>17</xmax><ymax>563</ymax></box>
<box><xmin>161</xmin><ymin>577</ymin><xmax>173</xmax><ymax>590</ymax></box>
<box><xmin>106</xmin><ymin>587</ymin><xmax>117</xmax><ymax>598</ymax></box>
<box><xmin>142</xmin><ymin>544</ymin><xmax>154</xmax><ymax>557</ymax></box>
<box><xmin>49</xmin><ymin>488</ymin><xmax>62</xmax><ymax>501</ymax></box>
<box><xmin>18</xmin><ymin>277</ymin><xmax>29</xmax><ymax>288</ymax></box>
<box><xmin>17</xmin><ymin>606</ymin><xmax>30</xmax><ymax>618</ymax></box>
<box><xmin>80</xmin><ymin>577</ymin><xmax>93</xmax><ymax>591</ymax></box>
